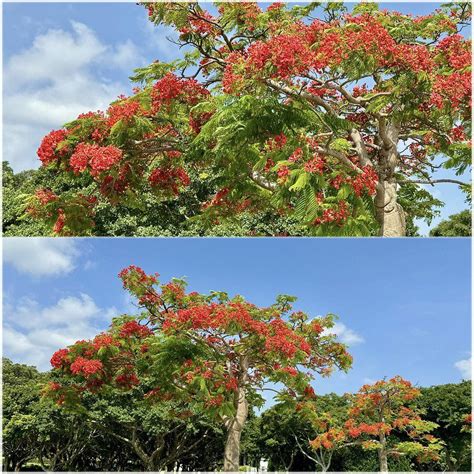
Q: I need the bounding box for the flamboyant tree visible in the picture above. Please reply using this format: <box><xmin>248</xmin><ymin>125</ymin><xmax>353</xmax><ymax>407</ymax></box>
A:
<box><xmin>28</xmin><ymin>1</ymin><xmax>471</xmax><ymax>236</ymax></box>
<box><xmin>310</xmin><ymin>377</ymin><xmax>443</xmax><ymax>472</ymax></box>
<box><xmin>45</xmin><ymin>266</ymin><xmax>352</xmax><ymax>471</ymax></box>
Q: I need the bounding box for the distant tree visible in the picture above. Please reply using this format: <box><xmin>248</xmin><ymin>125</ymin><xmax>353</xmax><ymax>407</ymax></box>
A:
<box><xmin>417</xmin><ymin>381</ymin><xmax>472</xmax><ymax>471</ymax></box>
<box><xmin>430</xmin><ymin>210</ymin><xmax>472</xmax><ymax>237</ymax></box>
<box><xmin>311</xmin><ymin>377</ymin><xmax>443</xmax><ymax>472</ymax></box>
<box><xmin>2</xmin><ymin>357</ymin><xmax>224</xmax><ymax>471</ymax></box>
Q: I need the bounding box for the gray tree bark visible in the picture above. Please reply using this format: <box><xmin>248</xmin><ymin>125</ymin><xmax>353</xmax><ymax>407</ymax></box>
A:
<box><xmin>375</xmin><ymin>180</ymin><xmax>406</xmax><ymax>237</ymax></box>
<box><xmin>223</xmin><ymin>357</ymin><xmax>249</xmax><ymax>471</ymax></box>
<box><xmin>378</xmin><ymin>431</ymin><xmax>389</xmax><ymax>472</ymax></box>
<box><xmin>375</xmin><ymin>121</ymin><xmax>406</xmax><ymax>236</ymax></box>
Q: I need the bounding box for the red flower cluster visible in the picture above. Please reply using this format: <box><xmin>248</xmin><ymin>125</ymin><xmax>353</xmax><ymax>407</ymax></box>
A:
<box><xmin>225</xmin><ymin>377</ymin><xmax>239</xmax><ymax>391</ymax></box>
<box><xmin>277</xmin><ymin>165</ymin><xmax>290</xmax><ymax>181</ymax></box>
<box><xmin>70</xmin><ymin>143</ymin><xmax>123</xmax><ymax>176</ymax></box>
<box><xmin>351</xmin><ymin>166</ymin><xmax>378</xmax><ymax>196</ymax></box>
<box><xmin>51</xmin><ymin>348</ymin><xmax>70</xmax><ymax>368</ymax></box>
<box><xmin>247</xmin><ymin>34</ymin><xmax>312</xmax><ymax>79</ymax></box>
<box><xmin>98</xmin><ymin>164</ymin><xmax>132</xmax><ymax>199</ymax></box>
<box><xmin>119</xmin><ymin>320</ymin><xmax>153</xmax><ymax>338</ymax></box>
<box><xmin>189</xmin><ymin>111</ymin><xmax>213</xmax><ymax>134</ymax></box>
<box><xmin>437</xmin><ymin>34</ymin><xmax>471</xmax><ymax>69</ymax></box>
<box><xmin>206</xmin><ymin>394</ymin><xmax>224</xmax><ymax>407</ymax></box>
<box><xmin>304</xmin><ymin>155</ymin><xmax>325</xmax><ymax>174</ymax></box>
<box><xmin>282</xmin><ymin>367</ymin><xmax>298</xmax><ymax>377</ymax></box>
<box><xmin>314</xmin><ymin>201</ymin><xmax>349</xmax><ymax>226</ymax></box>
<box><xmin>115</xmin><ymin>372</ymin><xmax>140</xmax><ymax>388</ymax></box>
<box><xmin>107</xmin><ymin>100</ymin><xmax>142</xmax><ymax>127</ymax></box>
<box><xmin>202</xmin><ymin>187</ymin><xmax>230</xmax><ymax>210</ymax></box>
<box><xmin>37</xmin><ymin>129</ymin><xmax>68</xmax><ymax>165</ymax></box>
<box><xmin>53</xmin><ymin>209</ymin><xmax>66</xmax><ymax>235</ymax></box>
<box><xmin>450</xmin><ymin>125</ymin><xmax>467</xmax><ymax>142</ymax></box>
<box><xmin>35</xmin><ymin>188</ymin><xmax>58</xmax><ymax>205</ymax></box>
<box><xmin>92</xmin><ymin>334</ymin><xmax>119</xmax><ymax>350</ymax></box>
<box><xmin>267</xmin><ymin>132</ymin><xmax>288</xmax><ymax>151</ymax></box>
<box><xmin>431</xmin><ymin>72</ymin><xmax>471</xmax><ymax>110</ymax></box>
<box><xmin>70</xmin><ymin>357</ymin><xmax>103</xmax><ymax>376</ymax></box>
<box><xmin>188</xmin><ymin>11</ymin><xmax>218</xmax><ymax>36</ymax></box>
<box><xmin>119</xmin><ymin>265</ymin><xmax>159</xmax><ymax>288</ymax></box>
<box><xmin>288</xmin><ymin>147</ymin><xmax>303</xmax><ymax>162</ymax></box>
<box><xmin>148</xmin><ymin>166</ymin><xmax>190</xmax><ymax>194</ymax></box>
<box><xmin>151</xmin><ymin>73</ymin><xmax>209</xmax><ymax>112</ymax></box>
<box><xmin>395</xmin><ymin>44</ymin><xmax>434</xmax><ymax>73</ymax></box>
<box><xmin>222</xmin><ymin>52</ymin><xmax>245</xmax><ymax>93</ymax></box>
<box><xmin>161</xmin><ymin>282</ymin><xmax>185</xmax><ymax>301</ymax></box>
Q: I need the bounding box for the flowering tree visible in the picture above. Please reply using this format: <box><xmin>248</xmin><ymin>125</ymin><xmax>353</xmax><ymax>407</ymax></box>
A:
<box><xmin>310</xmin><ymin>377</ymin><xmax>443</xmax><ymax>472</ymax></box>
<box><xmin>45</xmin><ymin>266</ymin><xmax>352</xmax><ymax>471</ymax></box>
<box><xmin>28</xmin><ymin>2</ymin><xmax>471</xmax><ymax>236</ymax></box>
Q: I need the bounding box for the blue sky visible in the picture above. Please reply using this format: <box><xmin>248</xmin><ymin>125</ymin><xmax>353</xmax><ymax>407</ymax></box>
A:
<box><xmin>2</xmin><ymin>2</ymin><xmax>471</xmax><ymax>235</ymax></box>
<box><xmin>3</xmin><ymin>237</ymin><xmax>471</xmax><ymax>400</ymax></box>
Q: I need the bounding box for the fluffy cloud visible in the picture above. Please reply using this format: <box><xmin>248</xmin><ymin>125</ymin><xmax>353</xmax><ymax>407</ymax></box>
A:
<box><xmin>4</xmin><ymin>238</ymin><xmax>80</xmax><ymax>276</ymax></box>
<box><xmin>3</xmin><ymin>294</ymin><xmax>116</xmax><ymax>371</ymax></box>
<box><xmin>4</xmin><ymin>21</ymin><xmax>145</xmax><ymax>171</ymax></box>
<box><xmin>454</xmin><ymin>357</ymin><xmax>472</xmax><ymax>380</ymax></box>
<box><xmin>326</xmin><ymin>322</ymin><xmax>365</xmax><ymax>346</ymax></box>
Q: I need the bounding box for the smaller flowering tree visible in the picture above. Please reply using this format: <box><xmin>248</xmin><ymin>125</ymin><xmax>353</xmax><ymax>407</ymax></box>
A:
<box><xmin>310</xmin><ymin>376</ymin><xmax>443</xmax><ymax>472</ymax></box>
<box><xmin>45</xmin><ymin>266</ymin><xmax>352</xmax><ymax>471</ymax></box>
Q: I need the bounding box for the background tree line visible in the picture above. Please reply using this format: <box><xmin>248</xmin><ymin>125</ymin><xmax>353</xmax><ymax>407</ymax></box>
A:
<box><xmin>2</xmin><ymin>162</ymin><xmax>471</xmax><ymax>237</ymax></box>
<box><xmin>3</xmin><ymin>357</ymin><xmax>471</xmax><ymax>472</ymax></box>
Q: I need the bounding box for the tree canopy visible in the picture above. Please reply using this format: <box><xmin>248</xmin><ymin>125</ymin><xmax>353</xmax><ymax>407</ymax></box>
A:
<box><xmin>44</xmin><ymin>265</ymin><xmax>352</xmax><ymax>470</ymax></box>
<box><xmin>4</xmin><ymin>357</ymin><xmax>471</xmax><ymax>472</ymax></box>
<box><xmin>24</xmin><ymin>1</ymin><xmax>471</xmax><ymax>237</ymax></box>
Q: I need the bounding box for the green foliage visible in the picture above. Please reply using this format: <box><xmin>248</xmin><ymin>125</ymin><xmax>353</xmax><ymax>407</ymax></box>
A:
<box><xmin>417</xmin><ymin>381</ymin><xmax>472</xmax><ymax>471</ymax></box>
<box><xmin>3</xmin><ymin>161</ymin><xmax>308</xmax><ymax>237</ymax></box>
<box><xmin>430</xmin><ymin>209</ymin><xmax>472</xmax><ymax>237</ymax></box>
<box><xmin>3</xmin><ymin>356</ymin><xmax>471</xmax><ymax>472</ymax></box>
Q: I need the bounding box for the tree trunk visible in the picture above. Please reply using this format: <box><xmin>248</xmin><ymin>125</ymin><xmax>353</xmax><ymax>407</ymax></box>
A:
<box><xmin>375</xmin><ymin>180</ymin><xmax>406</xmax><ymax>236</ymax></box>
<box><xmin>378</xmin><ymin>431</ymin><xmax>389</xmax><ymax>472</ymax></box>
<box><xmin>223</xmin><ymin>357</ymin><xmax>249</xmax><ymax>471</ymax></box>
<box><xmin>374</xmin><ymin>120</ymin><xmax>405</xmax><ymax>237</ymax></box>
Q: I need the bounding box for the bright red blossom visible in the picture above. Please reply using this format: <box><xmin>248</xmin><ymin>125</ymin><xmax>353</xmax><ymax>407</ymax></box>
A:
<box><xmin>37</xmin><ymin>129</ymin><xmax>68</xmax><ymax>165</ymax></box>
<box><xmin>70</xmin><ymin>357</ymin><xmax>103</xmax><ymax>376</ymax></box>
<box><xmin>70</xmin><ymin>143</ymin><xmax>123</xmax><ymax>176</ymax></box>
<box><xmin>51</xmin><ymin>348</ymin><xmax>70</xmax><ymax>368</ymax></box>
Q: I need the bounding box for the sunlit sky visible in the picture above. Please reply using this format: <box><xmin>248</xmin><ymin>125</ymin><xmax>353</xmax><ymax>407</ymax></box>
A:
<box><xmin>3</xmin><ymin>2</ymin><xmax>471</xmax><ymax>234</ymax></box>
<box><xmin>4</xmin><ymin>237</ymin><xmax>471</xmax><ymax>404</ymax></box>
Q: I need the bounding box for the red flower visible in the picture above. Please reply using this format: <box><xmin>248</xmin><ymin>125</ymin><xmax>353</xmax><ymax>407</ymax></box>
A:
<box><xmin>35</xmin><ymin>189</ymin><xmax>58</xmax><ymax>205</ymax></box>
<box><xmin>37</xmin><ymin>129</ymin><xmax>68</xmax><ymax>165</ymax></box>
<box><xmin>282</xmin><ymin>367</ymin><xmax>298</xmax><ymax>377</ymax></box>
<box><xmin>115</xmin><ymin>372</ymin><xmax>140</xmax><ymax>388</ymax></box>
<box><xmin>70</xmin><ymin>143</ymin><xmax>123</xmax><ymax>175</ymax></box>
<box><xmin>70</xmin><ymin>357</ymin><xmax>103</xmax><ymax>376</ymax></box>
<box><xmin>148</xmin><ymin>166</ymin><xmax>190</xmax><ymax>194</ymax></box>
<box><xmin>119</xmin><ymin>320</ymin><xmax>153</xmax><ymax>338</ymax></box>
<box><xmin>107</xmin><ymin>100</ymin><xmax>142</xmax><ymax>127</ymax></box>
<box><xmin>53</xmin><ymin>209</ymin><xmax>66</xmax><ymax>234</ymax></box>
<box><xmin>304</xmin><ymin>155</ymin><xmax>325</xmax><ymax>174</ymax></box>
<box><xmin>51</xmin><ymin>348</ymin><xmax>70</xmax><ymax>368</ymax></box>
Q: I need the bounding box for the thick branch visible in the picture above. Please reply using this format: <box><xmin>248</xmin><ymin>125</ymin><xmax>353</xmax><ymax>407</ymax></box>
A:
<box><xmin>399</xmin><ymin>178</ymin><xmax>470</xmax><ymax>187</ymax></box>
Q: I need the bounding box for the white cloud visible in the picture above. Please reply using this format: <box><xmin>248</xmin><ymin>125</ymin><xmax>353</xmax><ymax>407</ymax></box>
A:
<box><xmin>3</xmin><ymin>294</ymin><xmax>116</xmax><ymax>371</ymax></box>
<box><xmin>3</xmin><ymin>21</ymin><xmax>145</xmax><ymax>171</ymax></box>
<box><xmin>4</xmin><ymin>238</ymin><xmax>80</xmax><ymax>276</ymax></box>
<box><xmin>454</xmin><ymin>357</ymin><xmax>472</xmax><ymax>380</ymax></box>
<box><xmin>109</xmin><ymin>39</ymin><xmax>145</xmax><ymax>71</ymax></box>
<box><xmin>363</xmin><ymin>377</ymin><xmax>376</xmax><ymax>385</ymax></box>
<box><xmin>325</xmin><ymin>322</ymin><xmax>365</xmax><ymax>346</ymax></box>
<box><xmin>141</xmin><ymin>17</ymin><xmax>181</xmax><ymax>60</ymax></box>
